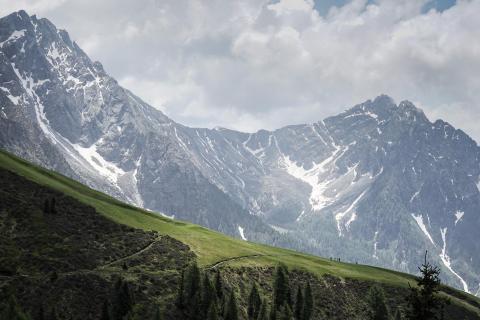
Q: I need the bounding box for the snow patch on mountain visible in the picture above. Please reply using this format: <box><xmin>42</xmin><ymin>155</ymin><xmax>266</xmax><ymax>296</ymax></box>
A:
<box><xmin>439</xmin><ymin>228</ymin><xmax>470</xmax><ymax>293</ymax></box>
<box><xmin>72</xmin><ymin>142</ymin><xmax>125</xmax><ymax>184</ymax></box>
<box><xmin>238</xmin><ymin>226</ymin><xmax>247</xmax><ymax>241</ymax></box>
<box><xmin>0</xmin><ymin>86</ymin><xmax>21</xmax><ymax>105</ymax></box>
<box><xmin>412</xmin><ymin>214</ymin><xmax>435</xmax><ymax>245</ymax></box>
<box><xmin>282</xmin><ymin>148</ymin><xmax>341</xmax><ymax>211</ymax></box>
<box><xmin>373</xmin><ymin>231</ymin><xmax>379</xmax><ymax>259</ymax></box>
<box><xmin>454</xmin><ymin>211</ymin><xmax>464</xmax><ymax>225</ymax></box>
<box><xmin>0</xmin><ymin>29</ymin><xmax>25</xmax><ymax>47</ymax></box>
<box><xmin>336</xmin><ymin>190</ymin><xmax>367</xmax><ymax>236</ymax></box>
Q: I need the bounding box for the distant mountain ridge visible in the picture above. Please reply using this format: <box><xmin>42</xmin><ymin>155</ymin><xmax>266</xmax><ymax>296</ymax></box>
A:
<box><xmin>1</xmin><ymin>10</ymin><xmax>479</xmax><ymax>295</ymax></box>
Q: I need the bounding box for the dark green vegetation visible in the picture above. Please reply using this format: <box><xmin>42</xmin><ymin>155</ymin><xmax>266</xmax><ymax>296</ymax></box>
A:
<box><xmin>405</xmin><ymin>252</ymin><xmax>449</xmax><ymax>320</ymax></box>
<box><xmin>0</xmin><ymin>149</ymin><xmax>479</xmax><ymax>319</ymax></box>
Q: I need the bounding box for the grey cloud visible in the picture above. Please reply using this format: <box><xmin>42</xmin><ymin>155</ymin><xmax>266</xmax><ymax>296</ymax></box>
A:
<box><xmin>0</xmin><ymin>0</ymin><xmax>479</xmax><ymax>141</ymax></box>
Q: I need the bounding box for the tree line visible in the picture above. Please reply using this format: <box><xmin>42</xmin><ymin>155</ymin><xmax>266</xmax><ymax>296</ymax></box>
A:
<box><xmin>175</xmin><ymin>263</ymin><xmax>314</xmax><ymax>320</ymax></box>
<box><xmin>0</xmin><ymin>251</ymin><xmax>454</xmax><ymax>320</ymax></box>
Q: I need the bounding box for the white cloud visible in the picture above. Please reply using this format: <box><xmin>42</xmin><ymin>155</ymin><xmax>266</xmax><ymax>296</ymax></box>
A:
<box><xmin>1</xmin><ymin>0</ymin><xmax>479</xmax><ymax>141</ymax></box>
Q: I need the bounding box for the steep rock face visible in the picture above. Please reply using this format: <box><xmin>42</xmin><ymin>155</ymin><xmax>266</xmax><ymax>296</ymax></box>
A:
<box><xmin>0</xmin><ymin>10</ymin><xmax>272</xmax><ymax>241</ymax></box>
<box><xmin>1</xmin><ymin>11</ymin><xmax>479</xmax><ymax>294</ymax></box>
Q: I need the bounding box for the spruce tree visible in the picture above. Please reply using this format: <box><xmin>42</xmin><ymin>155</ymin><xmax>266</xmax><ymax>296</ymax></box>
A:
<box><xmin>201</xmin><ymin>274</ymin><xmax>215</xmax><ymax>317</ymax></box>
<box><xmin>214</xmin><ymin>269</ymin><xmax>223</xmax><ymax>300</ymax></box>
<box><xmin>112</xmin><ymin>278</ymin><xmax>133</xmax><ymax>320</ymax></box>
<box><xmin>224</xmin><ymin>291</ymin><xmax>238</xmax><ymax>320</ymax></box>
<box><xmin>294</xmin><ymin>286</ymin><xmax>303</xmax><ymax>320</ymax></box>
<box><xmin>367</xmin><ymin>286</ymin><xmax>390</xmax><ymax>320</ymax></box>
<box><xmin>272</xmin><ymin>265</ymin><xmax>290</xmax><ymax>311</ymax></box>
<box><xmin>303</xmin><ymin>282</ymin><xmax>313</xmax><ymax>320</ymax></box>
<box><xmin>406</xmin><ymin>251</ymin><xmax>446</xmax><ymax>320</ymax></box>
<box><xmin>247</xmin><ymin>283</ymin><xmax>262</xmax><ymax>320</ymax></box>
<box><xmin>185</xmin><ymin>263</ymin><xmax>201</xmax><ymax>300</ymax></box>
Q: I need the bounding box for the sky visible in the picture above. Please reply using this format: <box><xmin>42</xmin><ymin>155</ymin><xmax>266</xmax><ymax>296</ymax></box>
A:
<box><xmin>1</xmin><ymin>0</ymin><xmax>479</xmax><ymax>141</ymax></box>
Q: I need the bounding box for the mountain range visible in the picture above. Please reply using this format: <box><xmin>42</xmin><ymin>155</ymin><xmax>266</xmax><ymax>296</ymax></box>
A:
<box><xmin>1</xmin><ymin>10</ymin><xmax>479</xmax><ymax>296</ymax></box>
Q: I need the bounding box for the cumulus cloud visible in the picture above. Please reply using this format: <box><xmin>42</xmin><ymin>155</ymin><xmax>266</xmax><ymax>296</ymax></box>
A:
<box><xmin>0</xmin><ymin>0</ymin><xmax>479</xmax><ymax>141</ymax></box>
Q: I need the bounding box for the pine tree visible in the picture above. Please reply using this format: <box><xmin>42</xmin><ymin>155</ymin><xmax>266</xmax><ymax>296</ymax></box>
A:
<box><xmin>303</xmin><ymin>282</ymin><xmax>313</xmax><ymax>320</ymax></box>
<box><xmin>367</xmin><ymin>286</ymin><xmax>390</xmax><ymax>320</ymax></box>
<box><xmin>294</xmin><ymin>286</ymin><xmax>303</xmax><ymax>320</ymax></box>
<box><xmin>112</xmin><ymin>278</ymin><xmax>133</xmax><ymax>320</ymax></box>
<box><xmin>201</xmin><ymin>273</ymin><xmax>215</xmax><ymax>317</ymax></box>
<box><xmin>214</xmin><ymin>269</ymin><xmax>223</xmax><ymax>300</ymax></box>
<box><xmin>406</xmin><ymin>251</ymin><xmax>447</xmax><ymax>320</ymax></box>
<box><xmin>224</xmin><ymin>291</ymin><xmax>238</xmax><ymax>320</ymax></box>
<box><xmin>247</xmin><ymin>283</ymin><xmax>262</xmax><ymax>320</ymax></box>
<box><xmin>184</xmin><ymin>263</ymin><xmax>201</xmax><ymax>300</ymax></box>
<box><xmin>272</xmin><ymin>265</ymin><xmax>290</xmax><ymax>311</ymax></box>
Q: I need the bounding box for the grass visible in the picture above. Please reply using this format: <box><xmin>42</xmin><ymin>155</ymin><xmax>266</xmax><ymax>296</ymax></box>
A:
<box><xmin>1</xmin><ymin>149</ymin><xmax>479</xmax><ymax>312</ymax></box>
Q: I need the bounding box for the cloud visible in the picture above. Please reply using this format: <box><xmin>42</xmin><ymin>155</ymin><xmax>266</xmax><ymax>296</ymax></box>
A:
<box><xmin>0</xmin><ymin>0</ymin><xmax>479</xmax><ymax>141</ymax></box>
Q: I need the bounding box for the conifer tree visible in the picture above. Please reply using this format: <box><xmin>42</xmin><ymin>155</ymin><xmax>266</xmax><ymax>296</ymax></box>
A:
<box><xmin>294</xmin><ymin>286</ymin><xmax>304</xmax><ymax>320</ymax></box>
<box><xmin>201</xmin><ymin>273</ymin><xmax>215</xmax><ymax>317</ymax></box>
<box><xmin>214</xmin><ymin>269</ymin><xmax>223</xmax><ymax>300</ymax></box>
<box><xmin>272</xmin><ymin>265</ymin><xmax>290</xmax><ymax>311</ymax></box>
<box><xmin>224</xmin><ymin>291</ymin><xmax>238</xmax><ymax>320</ymax></box>
<box><xmin>185</xmin><ymin>263</ymin><xmax>201</xmax><ymax>300</ymax></box>
<box><xmin>303</xmin><ymin>282</ymin><xmax>313</xmax><ymax>320</ymax></box>
<box><xmin>406</xmin><ymin>251</ymin><xmax>446</xmax><ymax>320</ymax></box>
<box><xmin>112</xmin><ymin>278</ymin><xmax>133</xmax><ymax>320</ymax></box>
<box><xmin>367</xmin><ymin>286</ymin><xmax>390</xmax><ymax>320</ymax></box>
<box><xmin>247</xmin><ymin>283</ymin><xmax>262</xmax><ymax>320</ymax></box>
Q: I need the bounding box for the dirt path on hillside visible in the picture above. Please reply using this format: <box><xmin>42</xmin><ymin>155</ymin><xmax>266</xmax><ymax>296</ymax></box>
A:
<box><xmin>96</xmin><ymin>236</ymin><xmax>163</xmax><ymax>270</ymax></box>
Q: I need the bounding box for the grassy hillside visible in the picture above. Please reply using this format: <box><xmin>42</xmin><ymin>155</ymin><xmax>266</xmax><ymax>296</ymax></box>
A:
<box><xmin>1</xmin><ymin>149</ymin><xmax>479</xmax><ymax>319</ymax></box>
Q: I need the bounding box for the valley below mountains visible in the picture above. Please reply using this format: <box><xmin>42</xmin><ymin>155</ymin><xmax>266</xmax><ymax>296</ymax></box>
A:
<box><xmin>1</xmin><ymin>10</ymin><xmax>480</xmax><ymax>296</ymax></box>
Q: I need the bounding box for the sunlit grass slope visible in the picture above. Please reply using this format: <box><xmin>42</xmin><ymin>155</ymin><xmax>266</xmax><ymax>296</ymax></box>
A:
<box><xmin>1</xmin><ymin>149</ymin><xmax>479</xmax><ymax>313</ymax></box>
